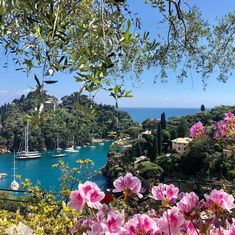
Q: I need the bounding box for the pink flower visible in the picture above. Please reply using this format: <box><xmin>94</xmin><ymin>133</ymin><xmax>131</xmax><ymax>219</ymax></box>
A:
<box><xmin>106</xmin><ymin>210</ymin><xmax>125</xmax><ymax>233</ymax></box>
<box><xmin>68</xmin><ymin>190</ymin><xmax>85</xmax><ymax>213</ymax></box>
<box><xmin>177</xmin><ymin>192</ymin><xmax>199</xmax><ymax>214</ymax></box>
<box><xmin>224</xmin><ymin>112</ymin><xmax>234</xmax><ymax>120</ymax></box>
<box><xmin>190</xmin><ymin>121</ymin><xmax>206</xmax><ymax>138</ymax></box>
<box><xmin>224</xmin><ymin>225</ymin><xmax>235</xmax><ymax>235</ymax></box>
<box><xmin>204</xmin><ymin>189</ymin><xmax>235</xmax><ymax>212</ymax></box>
<box><xmin>125</xmin><ymin>214</ymin><xmax>159</xmax><ymax>235</ymax></box>
<box><xmin>157</xmin><ymin>207</ymin><xmax>185</xmax><ymax>235</ymax></box>
<box><xmin>77</xmin><ymin>207</ymin><xmax>126</xmax><ymax>234</ymax></box>
<box><xmin>68</xmin><ymin>181</ymin><xmax>105</xmax><ymax>212</ymax></box>
<box><xmin>213</xmin><ymin>120</ymin><xmax>227</xmax><ymax>138</ymax></box>
<box><xmin>181</xmin><ymin>221</ymin><xmax>198</xmax><ymax>235</ymax></box>
<box><xmin>151</xmin><ymin>183</ymin><xmax>179</xmax><ymax>203</ymax></box>
<box><xmin>113</xmin><ymin>173</ymin><xmax>143</xmax><ymax>198</ymax></box>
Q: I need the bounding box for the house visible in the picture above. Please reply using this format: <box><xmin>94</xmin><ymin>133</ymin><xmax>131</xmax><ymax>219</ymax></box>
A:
<box><xmin>44</xmin><ymin>98</ymin><xmax>57</xmax><ymax>111</ymax></box>
<box><xmin>171</xmin><ymin>137</ymin><xmax>192</xmax><ymax>155</ymax></box>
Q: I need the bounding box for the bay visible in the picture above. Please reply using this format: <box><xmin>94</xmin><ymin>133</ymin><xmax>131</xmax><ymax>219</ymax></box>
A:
<box><xmin>119</xmin><ymin>107</ymin><xmax>202</xmax><ymax>123</ymax></box>
<box><xmin>0</xmin><ymin>142</ymin><xmax>112</xmax><ymax>192</ymax></box>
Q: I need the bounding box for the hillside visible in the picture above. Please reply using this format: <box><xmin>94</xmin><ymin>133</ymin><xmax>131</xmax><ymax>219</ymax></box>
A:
<box><xmin>0</xmin><ymin>91</ymin><xmax>134</xmax><ymax>151</ymax></box>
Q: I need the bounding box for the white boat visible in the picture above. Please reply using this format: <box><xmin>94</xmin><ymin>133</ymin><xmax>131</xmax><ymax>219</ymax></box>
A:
<box><xmin>65</xmin><ymin>145</ymin><xmax>79</xmax><ymax>153</ymax></box>
<box><xmin>65</xmin><ymin>137</ymin><xmax>79</xmax><ymax>153</ymax></box>
<box><xmin>0</xmin><ymin>173</ymin><xmax>7</xmax><ymax>179</ymax></box>
<box><xmin>52</xmin><ymin>153</ymin><xmax>66</xmax><ymax>158</ymax></box>
<box><xmin>11</xmin><ymin>151</ymin><xmax>19</xmax><ymax>191</ymax></box>
<box><xmin>75</xmin><ymin>146</ymin><xmax>81</xmax><ymax>149</ymax></box>
<box><xmin>16</xmin><ymin>120</ymin><xmax>41</xmax><ymax>160</ymax></box>
<box><xmin>52</xmin><ymin>135</ymin><xmax>66</xmax><ymax>157</ymax></box>
<box><xmin>99</xmin><ymin>142</ymin><xmax>104</xmax><ymax>146</ymax></box>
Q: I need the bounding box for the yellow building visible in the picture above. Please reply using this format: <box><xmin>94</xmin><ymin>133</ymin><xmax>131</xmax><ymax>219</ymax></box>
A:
<box><xmin>171</xmin><ymin>137</ymin><xmax>192</xmax><ymax>155</ymax></box>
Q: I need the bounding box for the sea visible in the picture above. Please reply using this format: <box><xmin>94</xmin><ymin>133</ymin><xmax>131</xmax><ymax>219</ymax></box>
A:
<box><xmin>119</xmin><ymin>107</ymin><xmax>201</xmax><ymax>123</ymax></box>
<box><xmin>0</xmin><ymin>107</ymin><xmax>201</xmax><ymax>192</ymax></box>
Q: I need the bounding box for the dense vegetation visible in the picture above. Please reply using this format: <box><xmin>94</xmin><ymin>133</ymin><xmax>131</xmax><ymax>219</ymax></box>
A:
<box><xmin>0</xmin><ymin>91</ymin><xmax>134</xmax><ymax>151</ymax></box>
<box><xmin>105</xmin><ymin>106</ymin><xmax>235</xmax><ymax>194</ymax></box>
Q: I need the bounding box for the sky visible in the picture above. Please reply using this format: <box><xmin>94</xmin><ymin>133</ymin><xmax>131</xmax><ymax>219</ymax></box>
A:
<box><xmin>0</xmin><ymin>0</ymin><xmax>234</xmax><ymax>108</ymax></box>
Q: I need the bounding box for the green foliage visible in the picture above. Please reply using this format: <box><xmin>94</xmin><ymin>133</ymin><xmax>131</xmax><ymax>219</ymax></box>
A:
<box><xmin>137</xmin><ymin>161</ymin><xmax>163</xmax><ymax>179</ymax></box>
<box><xmin>200</xmin><ymin>104</ymin><xmax>206</xmax><ymax>112</ymax></box>
<box><xmin>157</xmin><ymin>124</ymin><xmax>162</xmax><ymax>155</ymax></box>
<box><xmin>176</xmin><ymin>119</ymin><xmax>189</xmax><ymax>137</ymax></box>
<box><xmin>180</xmin><ymin>136</ymin><xmax>211</xmax><ymax>176</ymax></box>
<box><xmin>156</xmin><ymin>154</ymin><xmax>181</xmax><ymax>178</ymax></box>
<box><xmin>0</xmin><ymin>91</ymin><xmax>134</xmax><ymax>151</ymax></box>
<box><xmin>142</xmin><ymin>119</ymin><xmax>159</xmax><ymax>132</ymax></box>
<box><xmin>160</xmin><ymin>112</ymin><xmax>166</xmax><ymax>129</ymax></box>
<box><xmin>0</xmin><ymin>159</ymin><xmax>95</xmax><ymax>234</ymax></box>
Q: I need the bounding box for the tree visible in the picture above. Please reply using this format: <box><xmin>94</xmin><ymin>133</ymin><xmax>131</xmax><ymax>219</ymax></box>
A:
<box><xmin>0</xmin><ymin>0</ymin><xmax>234</xmax><ymax>98</ymax></box>
<box><xmin>160</xmin><ymin>112</ymin><xmax>166</xmax><ymax>129</ymax></box>
<box><xmin>152</xmin><ymin>135</ymin><xmax>158</xmax><ymax>162</ymax></box>
<box><xmin>180</xmin><ymin>136</ymin><xmax>211</xmax><ymax>176</ymax></box>
<box><xmin>200</xmin><ymin>104</ymin><xmax>206</xmax><ymax>112</ymax></box>
<box><xmin>157</xmin><ymin>124</ymin><xmax>162</xmax><ymax>155</ymax></box>
<box><xmin>177</xmin><ymin>119</ymin><xmax>189</xmax><ymax>137</ymax></box>
<box><xmin>142</xmin><ymin>119</ymin><xmax>159</xmax><ymax>132</ymax></box>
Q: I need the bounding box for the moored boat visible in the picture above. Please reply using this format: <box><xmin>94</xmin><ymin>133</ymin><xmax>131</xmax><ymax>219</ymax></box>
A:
<box><xmin>16</xmin><ymin>120</ymin><xmax>41</xmax><ymax>160</ymax></box>
<box><xmin>0</xmin><ymin>173</ymin><xmax>7</xmax><ymax>179</ymax></box>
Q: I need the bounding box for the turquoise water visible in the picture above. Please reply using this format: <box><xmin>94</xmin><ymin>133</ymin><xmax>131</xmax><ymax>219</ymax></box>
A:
<box><xmin>0</xmin><ymin>142</ymin><xmax>112</xmax><ymax>192</ymax></box>
<box><xmin>119</xmin><ymin>107</ymin><xmax>202</xmax><ymax>123</ymax></box>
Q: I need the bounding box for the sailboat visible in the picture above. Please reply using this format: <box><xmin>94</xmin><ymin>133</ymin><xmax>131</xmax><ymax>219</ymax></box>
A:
<box><xmin>11</xmin><ymin>151</ymin><xmax>19</xmax><ymax>191</ymax></box>
<box><xmin>52</xmin><ymin>135</ymin><xmax>66</xmax><ymax>158</ymax></box>
<box><xmin>65</xmin><ymin>137</ymin><xmax>79</xmax><ymax>153</ymax></box>
<box><xmin>16</xmin><ymin>120</ymin><xmax>42</xmax><ymax>160</ymax></box>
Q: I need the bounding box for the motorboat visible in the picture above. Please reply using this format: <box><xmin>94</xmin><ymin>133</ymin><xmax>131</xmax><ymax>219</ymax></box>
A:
<box><xmin>0</xmin><ymin>173</ymin><xmax>7</xmax><ymax>179</ymax></box>
<box><xmin>65</xmin><ymin>146</ymin><xmax>79</xmax><ymax>153</ymax></box>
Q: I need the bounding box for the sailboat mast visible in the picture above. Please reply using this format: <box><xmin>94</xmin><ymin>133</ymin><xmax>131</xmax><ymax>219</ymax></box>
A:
<box><xmin>13</xmin><ymin>150</ymin><xmax>16</xmax><ymax>180</ymax></box>
<box><xmin>57</xmin><ymin>134</ymin><xmax>59</xmax><ymax>149</ymax></box>
<box><xmin>26</xmin><ymin>120</ymin><xmax>29</xmax><ymax>153</ymax></box>
<box><xmin>24</xmin><ymin>125</ymin><xmax>27</xmax><ymax>153</ymax></box>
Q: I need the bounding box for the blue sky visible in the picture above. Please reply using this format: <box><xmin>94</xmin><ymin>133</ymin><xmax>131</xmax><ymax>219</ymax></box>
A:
<box><xmin>0</xmin><ymin>0</ymin><xmax>234</xmax><ymax>108</ymax></box>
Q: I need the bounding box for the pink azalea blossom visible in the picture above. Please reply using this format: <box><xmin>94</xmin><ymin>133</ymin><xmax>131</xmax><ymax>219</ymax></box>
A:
<box><xmin>125</xmin><ymin>214</ymin><xmax>159</xmax><ymax>235</ymax></box>
<box><xmin>224</xmin><ymin>112</ymin><xmax>234</xmax><ymax>120</ymax></box>
<box><xmin>106</xmin><ymin>210</ymin><xmax>125</xmax><ymax>233</ymax></box>
<box><xmin>151</xmin><ymin>183</ymin><xmax>179</xmax><ymax>202</ymax></box>
<box><xmin>157</xmin><ymin>207</ymin><xmax>185</xmax><ymax>235</ymax></box>
<box><xmin>177</xmin><ymin>192</ymin><xmax>199</xmax><ymax>214</ymax></box>
<box><xmin>79</xmin><ymin>208</ymin><xmax>126</xmax><ymax>235</ymax></box>
<box><xmin>190</xmin><ymin>121</ymin><xmax>206</xmax><ymax>138</ymax></box>
<box><xmin>68</xmin><ymin>190</ymin><xmax>85</xmax><ymax>213</ymax></box>
<box><xmin>181</xmin><ymin>221</ymin><xmax>198</xmax><ymax>235</ymax></box>
<box><xmin>224</xmin><ymin>225</ymin><xmax>235</xmax><ymax>235</ymax></box>
<box><xmin>68</xmin><ymin>181</ymin><xmax>105</xmax><ymax>212</ymax></box>
<box><xmin>204</xmin><ymin>189</ymin><xmax>235</xmax><ymax>212</ymax></box>
<box><xmin>113</xmin><ymin>173</ymin><xmax>143</xmax><ymax>198</ymax></box>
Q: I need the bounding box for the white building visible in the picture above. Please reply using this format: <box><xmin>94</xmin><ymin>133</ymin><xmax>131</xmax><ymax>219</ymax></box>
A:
<box><xmin>171</xmin><ymin>137</ymin><xmax>192</xmax><ymax>155</ymax></box>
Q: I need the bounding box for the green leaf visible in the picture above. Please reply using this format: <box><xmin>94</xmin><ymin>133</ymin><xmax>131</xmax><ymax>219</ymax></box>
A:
<box><xmin>43</xmin><ymin>80</ymin><xmax>58</xmax><ymax>84</ymax></box>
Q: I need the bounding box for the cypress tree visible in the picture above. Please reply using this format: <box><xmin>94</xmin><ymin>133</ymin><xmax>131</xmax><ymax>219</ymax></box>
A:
<box><xmin>200</xmin><ymin>104</ymin><xmax>205</xmax><ymax>112</ymax></box>
<box><xmin>157</xmin><ymin>124</ymin><xmax>162</xmax><ymax>155</ymax></box>
<box><xmin>152</xmin><ymin>135</ymin><xmax>158</xmax><ymax>162</ymax></box>
<box><xmin>160</xmin><ymin>112</ymin><xmax>166</xmax><ymax>129</ymax></box>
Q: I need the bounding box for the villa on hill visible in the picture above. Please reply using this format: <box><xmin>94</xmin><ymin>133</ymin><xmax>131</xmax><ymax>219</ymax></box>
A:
<box><xmin>171</xmin><ymin>137</ymin><xmax>192</xmax><ymax>155</ymax></box>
